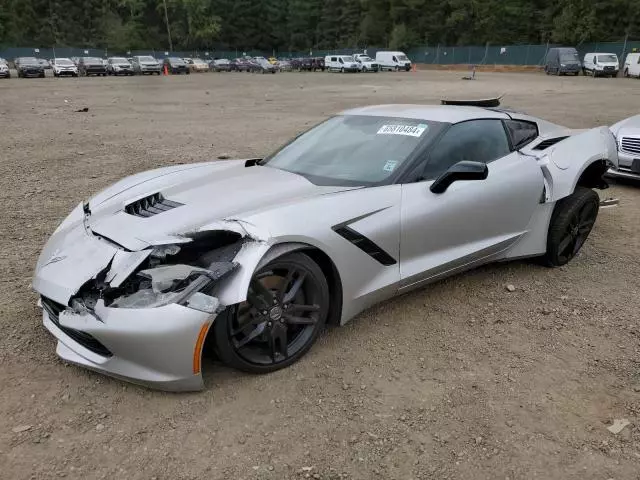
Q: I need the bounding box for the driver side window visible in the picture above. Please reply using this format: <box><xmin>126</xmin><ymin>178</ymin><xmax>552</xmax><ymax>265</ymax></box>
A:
<box><xmin>422</xmin><ymin>119</ymin><xmax>510</xmax><ymax>180</ymax></box>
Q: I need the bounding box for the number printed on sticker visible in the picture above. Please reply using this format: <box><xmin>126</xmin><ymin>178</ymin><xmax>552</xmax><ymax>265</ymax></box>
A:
<box><xmin>377</xmin><ymin>124</ymin><xmax>427</xmax><ymax>137</ymax></box>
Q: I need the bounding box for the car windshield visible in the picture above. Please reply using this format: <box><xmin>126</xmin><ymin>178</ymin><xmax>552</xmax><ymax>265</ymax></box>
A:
<box><xmin>560</xmin><ymin>53</ymin><xmax>579</xmax><ymax>62</ymax></box>
<box><xmin>193</xmin><ymin>59</ymin><xmax>206</xmax><ymax>64</ymax></box>
<box><xmin>54</xmin><ymin>59</ymin><xmax>73</xmax><ymax>65</ymax></box>
<box><xmin>139</xmin><ymin>56</ymin><xmax>156</xmax><ymax>62</ymax></box>
<box><xmin>169</xmin><ymin>57</ymin><xmax>185</xmax><ymax>64</ymax></box>
<box><xmin>397</xmin><ymin>55</ymin><xmax>409</xmax><ymax>61</ymax></box>
<box><xmin>263</xmin><ymin>115</ymin><xmax>439</xmax><ymax>186</ymax></box>
<box><xmin>597</xmin><ymin>54</ymin><xmax>617</xmax><ymax>63</ymax></box>
<box><xmin>84</xmin><ymin>57</ymin><xmax>101</xmax><ymax>63</ymax></box>
<box><xmin>342</xmin><ymin>56</ymin><xmax>355</xmax><ymax>62</ymax></box>
<box><xmin>359</xmin><ymin>56</ymin><xmax>373</xmax><ymax>61</ymax></box>
<box><xmin>217</xmin><ymin>59</ymin><xmax>230</xmax><ymax>64</ymax></box>
<box><xmin>111</xmin><ymin>57</ymin><xmax>128</xmax><ymax>63</ymax></box>
<box><xmin>20</xmin><ymin>57</ymin><xmax>39</xmax><ymax>63</ymax></box>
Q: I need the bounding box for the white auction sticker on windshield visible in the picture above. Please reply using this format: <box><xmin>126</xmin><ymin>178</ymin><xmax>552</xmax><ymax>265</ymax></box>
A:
<box><xmin>377</xmin><ymin>124</ymin><xmax>427</xmax><ymax>137</ymax></box>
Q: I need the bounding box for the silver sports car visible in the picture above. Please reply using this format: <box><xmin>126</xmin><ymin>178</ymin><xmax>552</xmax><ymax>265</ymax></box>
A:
<box><xmin>33</xmin><ymin>104</ymin><xmax>622</xmax><ymax>391</ymax></box>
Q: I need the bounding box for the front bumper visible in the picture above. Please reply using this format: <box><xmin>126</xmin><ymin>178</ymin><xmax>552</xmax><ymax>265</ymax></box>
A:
<box><xmin>40</xmin><ymin>297</ymin><xmax>215</xmax><ymax>391</ymax></box>
<box><xmin>112</xmin><ymin>68</ymin><xmax>133</xmax><ymax>75</ymax></box>
<box><xmin>607</xmin><ymin>150</ymin><xmax>640</xmax><ymax>179</ymax></box>
<box><xmin>55</xmin><ymin>69</ymin><xmax>77</xmax><ymax>76</ymax></box>
<box><xmin>140</xmin><ymin>66</ymin><xmax>161</xmax><ymax>73</ymax></box>
<box><xmin>33</xmin><ymin>222</ymin><xmax>217</xmax><ymax>391</ymax></box>
<box><xmin>20</xmin><ymin>68</ymin><xmax>44</xmax><ymax>77</ymax></box>
<box><xmin>84</xmin><ymin>67</ymin><xmax>107</xmax><ymax>75</ymax></box>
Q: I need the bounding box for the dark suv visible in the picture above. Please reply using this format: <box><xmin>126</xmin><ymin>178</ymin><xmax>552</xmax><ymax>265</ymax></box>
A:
<box><xmin>163</xmin><ymin>57</ymin><xmax>190</xmax><ymax>74</ymax></box>
<box><xmin>79</xmin><ymin>57</ymin><xmax>107</xmax><ymax>76</ymax></box>
<box><xmin>15</xmin><ymin>57</ymin><xmax>45</xmax><ymax>78</ymax></box>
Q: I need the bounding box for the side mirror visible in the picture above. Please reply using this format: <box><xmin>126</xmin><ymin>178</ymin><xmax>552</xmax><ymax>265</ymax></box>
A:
<box><xmin>429</xmin><ymin>161</ymin><xmax>488</xmax><ymax>194</ymax></box>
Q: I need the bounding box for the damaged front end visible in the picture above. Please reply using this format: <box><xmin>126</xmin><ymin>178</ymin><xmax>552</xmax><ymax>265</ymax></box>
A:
<box><xmin>75</xmin><ymin>230</ymin><xmax>243</xmax><ymax>315</ymax></box>
<box><xmin>34</xmin><ymin>225</ymin><xmax>260</xmax><ymax>391</ymax></box>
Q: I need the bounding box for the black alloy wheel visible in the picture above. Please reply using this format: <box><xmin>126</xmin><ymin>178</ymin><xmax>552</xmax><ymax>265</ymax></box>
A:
<box><xmin>543</xmin><ymin>187</ymin><xmax>599</xmax><ymax>267</ymax></box>
<box><xmin>213</xmin><ymin>252</ymin><xmax>329</xmax><ymax>373</ymax></box>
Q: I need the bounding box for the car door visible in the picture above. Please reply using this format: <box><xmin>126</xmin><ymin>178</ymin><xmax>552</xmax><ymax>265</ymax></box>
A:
<box><xmin>399</xmin><ymin>119</ymin><xmax>544</xmax><ymax>291</ymax></box>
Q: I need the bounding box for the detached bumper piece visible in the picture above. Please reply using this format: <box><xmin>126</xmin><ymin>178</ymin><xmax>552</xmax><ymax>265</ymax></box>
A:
<box><xmin>41</xmin><ymin>297</ymin><xmax>112</xmax><ymax>357</ymax></box>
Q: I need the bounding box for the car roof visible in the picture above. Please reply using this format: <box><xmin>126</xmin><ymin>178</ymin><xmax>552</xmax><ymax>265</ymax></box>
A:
<box><xmin>341</xmin><ymin>104</ymin><xmax>509</xmax><ymax>123</ymax></box>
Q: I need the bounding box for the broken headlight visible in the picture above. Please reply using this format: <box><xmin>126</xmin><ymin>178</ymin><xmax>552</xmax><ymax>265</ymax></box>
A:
<box><xmin>110</xmin><ymin>261</ymin><xmax>237</xmax><ymax>313</ymax></box>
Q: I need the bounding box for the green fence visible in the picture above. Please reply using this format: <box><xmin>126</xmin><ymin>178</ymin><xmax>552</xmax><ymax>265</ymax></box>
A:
<box><xmin>2</xmin><ymin>41</ymin><xmax>640</xmax><ymax>65</ymax></box>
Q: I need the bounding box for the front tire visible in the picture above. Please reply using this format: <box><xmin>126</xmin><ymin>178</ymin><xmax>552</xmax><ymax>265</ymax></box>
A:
<box><xmin>543</xmin><ymin>187</ymin><xmax>599</xmax><ymax>267</ymax></box>
<box><xmin>213</xmin><ymin>252</ymin><xmax>330</xmax><ymax>374</ymax></box>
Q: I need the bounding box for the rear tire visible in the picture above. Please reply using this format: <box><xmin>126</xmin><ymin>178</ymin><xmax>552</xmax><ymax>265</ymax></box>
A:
<box><xmin>213</xmin><ymin>252</ymin><xmax>330</xmax><ymax>374</ymax></box>
<box><xmin>543</xmin><ymin>187</ymin><xmax>599</xmax><ymax>267</ymax></box>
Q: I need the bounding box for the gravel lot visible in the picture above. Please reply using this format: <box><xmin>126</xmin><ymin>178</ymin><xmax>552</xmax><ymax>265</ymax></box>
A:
<box><xmin>1</xmin><ymin>70</ymin><xmax>639</xmax><ymax>480</ymax></box>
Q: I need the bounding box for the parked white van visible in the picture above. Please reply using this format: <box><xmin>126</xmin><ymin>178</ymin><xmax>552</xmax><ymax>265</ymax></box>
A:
<box><xmin>375</xmin><ymin>51</ymin><xmax>411</xmax><ymax>71</ymax></box>
<box><xmin>623</xmin><ymin>52</ymin><xmax>640</xmax><ymax>78</ymax></box>
<box><xmin>582</xmin><ymin>52</ymin><xmax>619</xmax><ymax>77</ymax></box>
<box><xmin>324</xmin><ymin>55</ymin><xmax>359</xmax><ymax>73</ymax></box>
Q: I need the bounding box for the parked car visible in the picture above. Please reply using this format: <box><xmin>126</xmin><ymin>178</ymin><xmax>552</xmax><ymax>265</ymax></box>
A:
<box><xmin>0</xmin><ymin>60</ymin><xmax>10</xmax><ymax>78</ymax></box>
<box><xmin>277</xmin><ymin>59</ymin><xmax>292</xmax><ymax>71</ymax></box>
<box><xmin>583</xmin><ymin>53</ymin><xmax>619</xmax><ymax>77</ymax></box>
<box><xmin>14</xmin><ymin>57</ymin><xmax>45</xmax><ymax>78</ymax></box>
<box><xmin>78</xmin><ymin>57</ymin><xmax>107</xmax><ymax>76</ymax></box>
<box><xmin>106</xmin><ymin>57</ymin><xmax>134</xmax><ymax>76</ymax></box>
<box><xmin>353</xmin><ymin>54</ymin><xmax>379</xmax><ymax>72</ymax></box>
<box><xmin>32</xmin><ymin>103</ymin><xmax>624</xmax><ymax>391</ymax></box>
<box><xmin>311</xmin><ymin>57</ymin><xmax>325</xmax><ymax>71</ymax></box>
<box><xmin>230</xmin><ymin>58</ymin><xmax>252</xmax><ymax>72</ymax></box>
<box><xmin>296</xmin><ymin>57</ymin><xmax>314</xmax><ymax>71</ymax></box>
<box><xmin>608</xmin><ymin>115</ymin><xmax>640</xmax><ymax>179</ymax></box>
<box><xmin>163</xmin><ymin>57</ymin><xmax>190</xmax><ymax>75</ymax></box>
<box><xmin>187</xmin><ymin>58</ymin><xmax>210</xmax><ymax>73</ymax></box>
<box><xmin>131</xmin><ymin>55</ymin><xmax>162</xmax><ymax>75</ymax></box>
<box><xmin>376</xmin><ymin>51</ymin><xmax>411</xmax><ymax>71</ymax></box>
<box><xmin>51</xmin><ymin>58</ymin><xmax>79</xmax><ymax>77</ymax></box>
<box><xmin>210</xmin><ymin>58</ymin><xmax>232</xmax><ymax>72</ymax></box>
<box><xmin>251</xmin><ymin>57</ymin><xmax>277</xmax><ymax>74</ymax></box>
<box><xmin>325</xmin><ymin>55</ymin><xmax>359</xmax><ymax>73</ymax></box>
<box><xmin>623</xmin><ymin>52</ymin><xmax>640</xmax><ymax>78</ymax></box>
<box><xmin>544</xmin><ymin>47</ymin><xmax>581</xmax><ymax>75</ymax></box>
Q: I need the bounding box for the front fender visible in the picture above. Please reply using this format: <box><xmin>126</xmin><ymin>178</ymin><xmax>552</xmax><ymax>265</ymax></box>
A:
<box><xmin>536</xmin><ymin>127</ymin><xmax>617</xmax><ymax>202</ymax></box>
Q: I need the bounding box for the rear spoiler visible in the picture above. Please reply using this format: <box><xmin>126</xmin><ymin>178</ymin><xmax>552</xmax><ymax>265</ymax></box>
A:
<box><xmin>441</xmin><ymin>96</ymin><xmax>502</xmax><ymax>108</ymax></box>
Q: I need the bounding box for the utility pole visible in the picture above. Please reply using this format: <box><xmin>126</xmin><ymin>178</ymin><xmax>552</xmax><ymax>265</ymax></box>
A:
<box><xmin>162</xmin><ymin>0</ymin><xmax>173</xmax><ymax>51</ymax></box>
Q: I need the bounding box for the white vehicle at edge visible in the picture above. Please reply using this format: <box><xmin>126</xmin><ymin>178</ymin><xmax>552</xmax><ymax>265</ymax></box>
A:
<box><xmin>33</xmin><ymin>102</ymin><xmax>630</xmax><ymax>391</ymax></box>
<box><xmin>376</xmin><ymin>51</ymin><xmax>412</xmax><ymax>71</ymax></box>
<box><xmin>582</xmin><ymin>52</ymin><xmax>619</xmax><ymax>77</ymax></box>
<box><xmin>51</xmin><ymin>58</ymin><xmax>79</xmax><ymax>77</ymax></box>
<box><xmin>325</xmin><ymin>55</ymin><xmax>359</xmax><ymax>72</ymax></box>
<box><xmin>0</xmin><ymin>59</ymin><xmax>9</xmax><ymax>78</ymax></box>
<box><xmin>353</xmin><ymin>54</ymin><xmax>379</xmax><ymax>72</ymax></box>
<box><xmin>623</xmin><ymin>52</ymin><xmax>640</xmax><ymax>78</ymax></box>
<box><xmin>608</xmin><ymin>114</ymin><xmax>640</xmax><ymax>179</ymax></box>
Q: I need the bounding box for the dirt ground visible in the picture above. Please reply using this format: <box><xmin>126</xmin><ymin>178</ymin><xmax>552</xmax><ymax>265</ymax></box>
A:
<box><xmin>1</xmin><ymin>70</ymin><xmax>639</xmax><ymax>480</ymax></box>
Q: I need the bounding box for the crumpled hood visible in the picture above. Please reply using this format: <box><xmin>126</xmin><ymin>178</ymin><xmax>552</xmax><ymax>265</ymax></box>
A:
<box><xmin>86</xmin><ymin>160</ymin><xmax>350</xmax><ymax>250</ymax></box>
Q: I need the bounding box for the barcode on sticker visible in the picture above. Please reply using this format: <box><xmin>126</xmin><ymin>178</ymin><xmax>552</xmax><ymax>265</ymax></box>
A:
<box><xmin>377</xmin><ymin>124</ymin><xmax>426</xmax><ymax>137</ymax></box>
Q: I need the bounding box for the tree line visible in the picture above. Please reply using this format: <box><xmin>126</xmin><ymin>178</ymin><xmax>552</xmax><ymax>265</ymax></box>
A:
<box><xmin>0</xmin><ymin>0</ymin><xmax>638</xmax><ymax>53</ymax></box>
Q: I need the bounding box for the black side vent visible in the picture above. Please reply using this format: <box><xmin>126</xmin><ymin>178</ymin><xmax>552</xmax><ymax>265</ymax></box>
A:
<box><xmin>533</xmin><ymin>136</ymin><xmax>569</xmax><ymax>150</ymax></box>
<box><xmin>124</xmin><ymin>193</ymin><xmax>183</xmax><ymax>218</ymax></box>
<box><xmin>41</xmin><ymin>297</ymin><xmax>112</xmax><ymax>357</ymax></box>
<box><xmin>333</xmin><ymin>226</ymin><xmax>397</xmax><ymax>266</ymax></box>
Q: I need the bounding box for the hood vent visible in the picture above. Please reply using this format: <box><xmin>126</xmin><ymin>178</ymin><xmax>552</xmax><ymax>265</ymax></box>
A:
<box><xmin>124</xmin><ymin>193</ymin><xmax>183</xmax><ymax>218</ymax></box>
<box><xmin>533</xmin><ymin>136</ymin><xmax>568</xmax><ymax>150</ymax></box>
